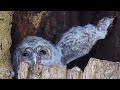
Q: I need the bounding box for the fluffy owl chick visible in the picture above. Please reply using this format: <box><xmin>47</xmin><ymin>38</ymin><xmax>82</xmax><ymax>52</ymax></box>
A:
<box><xmin>12</xmin><ymin>36</ymin><xmax>62</xmax><ymax>78</ymax></box>
<box><xmin>56</xmin><ymin>17</ymin><xmax>114</xmax><ymax>65</ymax></box>
<box><xmin>12</xmin><ymin>16</ymin><xmax>114</xmax><ymax>78</ymax></box>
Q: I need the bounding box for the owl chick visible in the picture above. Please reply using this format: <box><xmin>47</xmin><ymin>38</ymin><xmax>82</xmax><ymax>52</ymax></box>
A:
<box><xmin>12</xmin><ymin>36</ymin><xmax>62</xmax><ymax>78</ymax></box>
<box><xmin>12</xmin><ymin>16</ymin><xmax>114</xmax><ymax>78</ymax></box>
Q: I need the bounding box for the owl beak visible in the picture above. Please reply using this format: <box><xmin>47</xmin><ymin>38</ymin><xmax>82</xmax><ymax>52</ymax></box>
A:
<box><xmin>33</xmin><ymin>53</ymin><xmax>37</xmax><ymax>65</ymax></box>
<box><xmin>33</xmin><ymin>58</ymin><xmax>37</xmax><ymax>65</ymax></box>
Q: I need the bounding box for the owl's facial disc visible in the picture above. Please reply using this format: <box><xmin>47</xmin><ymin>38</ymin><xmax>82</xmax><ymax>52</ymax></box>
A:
<box><xmin>19</xmin><ymin>46</ymin><xmax>52</xmax><ymax>65</ymax></box>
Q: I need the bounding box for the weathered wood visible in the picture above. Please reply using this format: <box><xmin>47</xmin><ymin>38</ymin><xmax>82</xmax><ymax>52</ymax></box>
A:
<box><xmin>18</xmin><ymin>58</ymin><xmax>120</xmax><ymax>79</ymax></box>
<box><xmin>67</xmin><ymin>67</ymin><xmax>83</xmax><ymax>79</ymax></box>
<box><xmin>18</xmin><ymin>62</ymin><xmax>29</xmax><ymax>79</ymax></box>
<box><xmin>28</xmin><ymin>64</ymin><xmax>43</xmax><ymax>79</ymax></box>
<box><xmin>41</xmin><ymin>65</ymin><xmax>66</xmax><ymax>79</ymax></box>
<box><xmin>18</xmin><ymin>62</ymin><xmax>83</xmax><ymax>79</ymax></box>
<box><xmin>0</xmin><ymin>11</ymin><xmax>13</xmax><ymax>79</ymax></box>
<box><xmin>83</xmin><ymin>58</ymin><xmax>120</xmax><ymax>79</ymax></box>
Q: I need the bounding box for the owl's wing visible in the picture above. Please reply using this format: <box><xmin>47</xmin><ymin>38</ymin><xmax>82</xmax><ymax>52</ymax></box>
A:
<box><xmin>56</xmin><ymin>17</ymin><xmax>114</xmax><ymax>65</ymax></box>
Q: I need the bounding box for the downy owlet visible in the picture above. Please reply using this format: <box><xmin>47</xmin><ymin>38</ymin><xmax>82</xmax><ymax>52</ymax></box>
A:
<box><xmin>12</xmin><ymin>17</ymin><xmax>114</xmax><ymax>78</ymax></box>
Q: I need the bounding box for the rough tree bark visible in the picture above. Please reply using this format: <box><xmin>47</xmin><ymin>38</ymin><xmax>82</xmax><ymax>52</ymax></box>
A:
<box><xmin>18</xmin><ymin>58</ymin><xmax>120</xmax><ymax>79</ymax></box>
<box><xmin>83</xmin><ymin>58</ymin><xmax>120</xmax><ymax>79</ymax></box>
<box><xmin>0</xmin><ymin>11</ymin><xmax>13</xmax><ymax>79</ymax></box>
<box><xmin>18</xmin><ymin>62</ymin><xmax>83</xmax><ymax>79</ymax></box>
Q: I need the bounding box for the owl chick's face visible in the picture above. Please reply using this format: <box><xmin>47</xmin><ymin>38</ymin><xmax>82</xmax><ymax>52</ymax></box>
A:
<box><xmin>15</xmin><ymin>36</ymin><xmax>62</xmax><ymax>66</ymax></box>
<box><xmin>17</xmin><ymin>36</ymin><xmax>54</xmax><ymax>65</ymax></box>
<box><xmin>18</xmin><ymin>45</ymin><xmax>52</xmax><ymax>65</ymax></box>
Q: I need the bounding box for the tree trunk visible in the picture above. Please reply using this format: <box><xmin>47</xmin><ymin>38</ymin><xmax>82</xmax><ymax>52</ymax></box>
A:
<box><xmin>0</xmin><ymin>11</ymin><xmax>13</xmax><ymax>79</ymax></box>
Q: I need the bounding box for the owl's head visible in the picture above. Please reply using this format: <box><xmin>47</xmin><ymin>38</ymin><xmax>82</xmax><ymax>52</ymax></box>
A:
<box><xmin>16</xmin><ymin>36</ymin><xmax>62</xmax><ymax>66</ymax></box>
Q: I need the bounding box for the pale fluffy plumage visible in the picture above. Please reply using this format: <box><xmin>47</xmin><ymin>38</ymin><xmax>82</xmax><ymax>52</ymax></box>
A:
<box><xmin>12</xmin><ymin>17</ymin><xmax>114</xmax><ymax>78</ymax></box>
<box><xmin>57</xmin><ymin>17</ymin><xmax>114</xmax><ymax>64</ymax></box>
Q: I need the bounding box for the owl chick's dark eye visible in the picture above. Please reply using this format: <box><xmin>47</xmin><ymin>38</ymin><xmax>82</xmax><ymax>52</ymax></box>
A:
<box><xmin>22</xmin><ymin>52</ymin><xmax>30</xmax><ymax>57</ymax></box>
<box><xmin>39</xmin><ymin>50</ymin><xmax>46</xmax><ymax>55</ymax></box>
